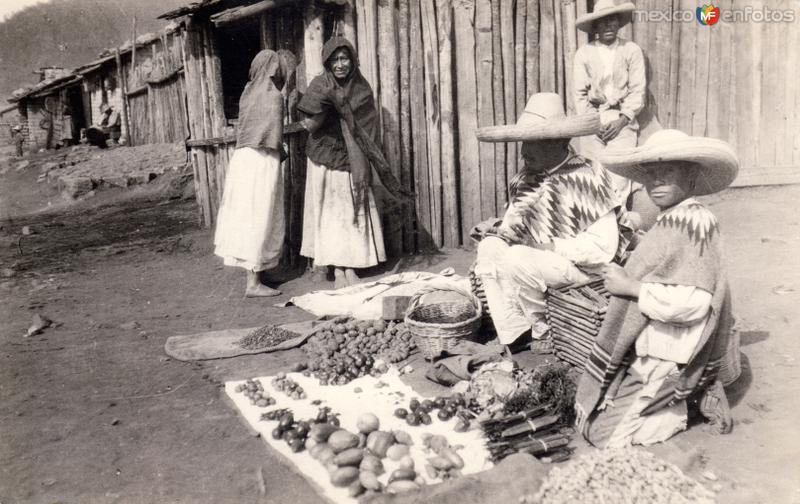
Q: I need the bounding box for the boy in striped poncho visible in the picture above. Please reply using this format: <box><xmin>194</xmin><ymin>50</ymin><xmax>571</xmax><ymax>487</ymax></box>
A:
<box><xmin>575</xmin><ymin>129</ymin><xmax>739</xmax><ymax>447</ymax></box>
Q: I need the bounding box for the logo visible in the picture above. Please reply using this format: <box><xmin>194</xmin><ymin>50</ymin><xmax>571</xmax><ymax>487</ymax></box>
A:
<box><xmin>696</xmin><ymin>4</ymin><xmax>721</xmax><ymax>25</ymax></box>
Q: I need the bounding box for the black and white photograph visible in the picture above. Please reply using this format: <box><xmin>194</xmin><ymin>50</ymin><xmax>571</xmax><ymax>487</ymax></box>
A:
<box><xmin>0</xmin><ymin>0</ymin><xmax>797</xmax><ymax>502</ymax></box>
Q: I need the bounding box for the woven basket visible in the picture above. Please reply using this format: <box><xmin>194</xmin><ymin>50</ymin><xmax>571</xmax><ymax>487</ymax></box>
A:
<box><xmin>405</xmin><ymin>284</ymin><xmax>482</xmax><ymax>361</ymax></box>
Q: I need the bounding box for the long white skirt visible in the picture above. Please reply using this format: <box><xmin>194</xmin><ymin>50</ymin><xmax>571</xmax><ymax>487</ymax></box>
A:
<box><xmin>214</xmin><ymin>147</ymin><xmax>284</xmax><ymax>272</ymax></box>
<box><xmin>300</xmin><ymin>159</ymin><xmax>386</xmax><ymax>268</ymax></box>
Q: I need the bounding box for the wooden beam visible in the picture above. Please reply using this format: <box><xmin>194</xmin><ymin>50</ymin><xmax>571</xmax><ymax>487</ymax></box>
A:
<box><xmin>114</xmin><ymin>48</ymin><xmax>132</xmax><ymax>145</ymax></box>
<box><xmin>437</xmin><ymin>0</ymin><xmax>459</xmax><ymax>247</ymax></box>
<box><xmin>475</xmin><ymin>0</ymin><xmax>496</xmax><ymax>220</ymax></box>
<box><xmin>211</xmin><ymin>0</ymin><xmax>297</xmax><ymax>27</ymax></box>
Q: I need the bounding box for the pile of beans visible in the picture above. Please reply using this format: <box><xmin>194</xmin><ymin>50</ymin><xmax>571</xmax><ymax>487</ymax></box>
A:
<box><xmin>237</xmin><ymin>324</ymin><xmax>300</xmax><ymax>350</ymax></box>
<box><xmin>303</xmin><ymin>317</ymin><xmax>415</xmax><ymax>385</ymax></box>
<box><xmin>523</xmin><ymin>448</ymin><xmax>716</xmax><ymax>504</ymax></box>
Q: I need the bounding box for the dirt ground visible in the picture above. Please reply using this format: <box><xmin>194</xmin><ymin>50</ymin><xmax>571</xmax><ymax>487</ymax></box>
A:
<box><xmin>0</xmin><ymin>151</ymin><xmax>798</xmax><ymax>504</ymax></box>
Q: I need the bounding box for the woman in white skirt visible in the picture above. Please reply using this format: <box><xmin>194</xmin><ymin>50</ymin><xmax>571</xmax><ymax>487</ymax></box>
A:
<box><xmin>214</xmin><ymin>50</ymin><xmax>286</xmax><ymax>297</ymax></box>
<box><xmin>297</xmin><ymin>38</ymin><xmax>386</xmax><ymax>289</ymax></box>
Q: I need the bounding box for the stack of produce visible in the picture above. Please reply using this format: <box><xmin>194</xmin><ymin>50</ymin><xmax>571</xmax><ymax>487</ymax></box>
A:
<box><xmin>544</xmin><ymin>279</ymin><xmax>610</xmax><ymax>368</ymax></box>
<box><xmin>480</xmin><ymin>364</ymin><xmax>577</xmax><ymax>462</ymax></box>
<box><xmin>271</xmin><ymin>372</ymin><xmax>307</xmax><ymax>400</ymax></box>
<box><xmin>261</xmin><ymin>409</ymin><xmax>427</xmax><ymax>497</ymax></box>
<box><xmin>303</xmin><ymin>317</ymin><xmax>416</xmax><ymax>385</ymax></box>
<box><xmin>237</xmin><ymin>324</ymin><xmax>300</xmax><ymax>350</ymax></box>
<box><xmin>393</xmin><ymin>394</ymin><xmax>473</xmax><ymax>431</ymax></box>
<box><xmin>234</xmin><ymin>379</ymin><xmax>277</xmax><ymax>407</ymax></box>
<box><xmin>523</xmin><ymin>447</ymin><xmax>717</xmax><ymax>504</ymax></box>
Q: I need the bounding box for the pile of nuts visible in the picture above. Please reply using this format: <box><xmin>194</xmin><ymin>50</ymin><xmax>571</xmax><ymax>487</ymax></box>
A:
<box><xmin>234</xmin><ymin>379</ymin><xmax>277</xmax><ymax>407</ymax></box>
<box><xmin>303</xmin><ymin>317</ymin><xmax>415</xmax><ymax>386</ymax></box>
<box><xmin>237</xmin><ymin>324</ymin><xmax>300</xmax><ymax>350</ymax></box>
<box><xmin>524</xmin><ymin>447</ymin><xmax>716</xmax><ymax>504</ymax></box>
<box><xmin>271</xmin><ymin>372</ymin><xmax>307</xmax><ymax>400</ymax></box>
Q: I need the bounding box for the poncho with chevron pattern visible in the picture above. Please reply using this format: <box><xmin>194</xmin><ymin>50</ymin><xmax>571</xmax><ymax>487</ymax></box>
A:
<box><xmin>497</xmin><ymin>153</ymin><xmax>618</xmax><ymax>245</ymax></box>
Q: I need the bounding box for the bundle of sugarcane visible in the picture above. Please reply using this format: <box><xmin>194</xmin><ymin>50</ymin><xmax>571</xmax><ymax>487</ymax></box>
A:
<box><xmin>545</xmin><ymin>277</ymin><xmax>610</xmax><ymax>369</ymax></box>
<box><xmin>481</xmin><ymin>404</ymin><xmax>572</xmax><ymax>461</ymax></box>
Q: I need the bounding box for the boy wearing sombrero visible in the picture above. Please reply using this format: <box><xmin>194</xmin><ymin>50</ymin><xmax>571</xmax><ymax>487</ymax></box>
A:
<box><xmin>472</xmin><ymin>92</ymin><xmax>620</xmax><ymax>350</ymax></box>
<box><xmin>575</xmin><ymin>129</ymin><xmax>738</xmax><ymax>448</ymax></box>
<box><xmin>573</xmin><ymin>1</ymin><xmax>645</xmax><ymax>206</ymax></box>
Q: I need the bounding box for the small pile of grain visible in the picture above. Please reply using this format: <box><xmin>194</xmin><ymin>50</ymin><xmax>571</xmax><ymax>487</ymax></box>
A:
<box><xmin>523</xmin><ymin>447</ymin><xmax>716</xmax><ymax>504</ymax></box>
<box><xmin>237</xmin><ymin>324</ymin><xmax>300</xmax><ymax>350</ymax></box>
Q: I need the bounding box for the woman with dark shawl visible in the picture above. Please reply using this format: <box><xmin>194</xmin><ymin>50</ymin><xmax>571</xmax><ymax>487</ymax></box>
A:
<box><xmin>298</xmin><ymin>37</ymin><xmax>386</xmax><ymax>288</ymax></box>
<box><xmin>214</xmin><ymin>50</ymin><xmax>286</xmax><ymax>297</ymax></box>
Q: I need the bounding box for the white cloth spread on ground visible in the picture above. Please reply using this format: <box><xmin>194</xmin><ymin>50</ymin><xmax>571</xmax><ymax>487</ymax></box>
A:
<box><xmin>213</xmin><ymin>147</ymin><xmax>284</xmax><ymax>271</ymax></box>
<box><xmin>225</xmin><ymin>369</ymin><xmax>492</xmax><ymax>503</ymax></box>
<box><xmin>301</xmin><ymin>159</ymin><xmax>386</xmax><ymax>268</ymax></box>
<box><xmin>289</xmin><ymin>271</ymin><xmax>468</xmax><ymax>320</ymax></box>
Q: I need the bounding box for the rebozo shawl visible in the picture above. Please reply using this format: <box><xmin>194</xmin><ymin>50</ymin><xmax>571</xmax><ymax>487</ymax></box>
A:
<box><xmin>494</xmin><ymin>152</ymin><xmax>618</xmax><ymax>245</ymax></box>
<box><xmin>298</xmin><ymin>38</ymin><xmax>412</xmax><ymax>219</ymax></box>
<box><xmin>236</xmin><ymin>50</ymin><xmax>285</xmax><ymax>151</ymax></box>
<box><xmin>575</xmin><ymin>201</ymin><xmax>734</xmax><ymax>436</ymax></box>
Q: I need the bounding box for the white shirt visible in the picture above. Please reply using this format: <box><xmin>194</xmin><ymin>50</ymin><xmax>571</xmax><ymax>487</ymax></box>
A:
<box><xmin>636</xmin><ymin>283</ymin><xmax>713</xmax><ymax>364</ymax></box>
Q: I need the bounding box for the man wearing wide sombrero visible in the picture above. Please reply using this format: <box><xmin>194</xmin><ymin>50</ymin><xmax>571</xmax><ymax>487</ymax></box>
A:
<box><xmin>472</xmin><ymin>92</ymin><xmax>620</xmax><ymax>350</ymax></box>
<box><xmin>573</xmin><ymin>0</ymin><xmax>645</xmax><ymax>207</ymax></box>
<box><xmin>575</xmin><ymin>129</ymin><xmax>739</xmax><ymax>448</ymax></box>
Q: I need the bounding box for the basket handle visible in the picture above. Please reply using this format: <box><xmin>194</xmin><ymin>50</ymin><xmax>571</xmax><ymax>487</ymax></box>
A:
<box><xmin>405</xmin><ymin>283</ymin><xmax>482</xmax><ymax>317</ymax></box>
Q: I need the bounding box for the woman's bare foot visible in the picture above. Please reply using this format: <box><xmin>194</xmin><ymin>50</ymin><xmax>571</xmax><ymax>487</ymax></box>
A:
<box><xmin>333</xmin><ymin>267</ymin><xmax>349</xmax><ymax>289</ymax></box>
<box><xmin>245</xmin><ymin>270</ymin><xmax>281</xmax><ymax>297</ymax></box>
<box><xmin>344</xmin><ymin>268</ymin><xmax>360</xmax><ymax>285</ymax></box>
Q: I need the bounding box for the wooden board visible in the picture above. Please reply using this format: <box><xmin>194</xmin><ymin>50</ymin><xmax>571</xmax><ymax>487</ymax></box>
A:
<box><xmin>491</xmin><ymin>0</ymin><xmax>507</xmax><ymax>215</ymax></box>
<box><xmin>525</xmin><ymin>0</ymin><xmax>540</xmax><ymax>98</ymax></box>
<box><xmin>437</xmin><ymin>0</ymin><xmax>461</xmax><ymax>247</ymax></box>
<box><xmin>501</xmin><ymin>0</ymin><xmax>517</xmax><ymax>175</ymax></box>
<box><xmin>539</xmin><ymin>0</ymin><xmax>556</xmax><ymax>93</ymax></box>
<box><xmin>378</xmin><ymin>0</ymin><xmax>404</xmax><ymax>255</ymax></box>
<box><xmin>164</xmin><ymin>320</ymin><xmax>324</xmax><ymax>361</ymax></box>
<box><xmin>454</xmin><ymin>0</ymin><xmax>483</xmax><ymax>239</ymax></box>
<box><xmin>475</xmin><ymin>0</ymin><xmax>497</xmax><ymax>220</ymax></box>
<box><xmin>409</xmin><ymin>0</ymin><xmax>433</xmax><ymax>249</ymax></box>
<box><xmin>421</xmin><ymin>0</ymin><xmax>444</xmax><ymax>247</ymax></box>
<box><xmin>356</xmin><ymin>0</ymin><xmax>380</xmax><ymax>101</ymax></box>
<box><xmin>398</xmin><ymin>0</ymin><xmax>415</xmax><ymax>252</ymax></box>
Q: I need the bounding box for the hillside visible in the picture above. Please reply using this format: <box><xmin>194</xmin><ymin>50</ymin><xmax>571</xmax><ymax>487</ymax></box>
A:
<box><xmin>0</xmin><ymin>0</ymin><xmax>188</xmax><ymax>100</ymax></box>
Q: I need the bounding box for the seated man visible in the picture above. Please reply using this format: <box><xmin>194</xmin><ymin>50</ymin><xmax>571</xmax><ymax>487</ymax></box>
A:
<box><xmin>472</xmin><ymin>92</ymin><xmax>620</xmax><ymax>351</ymax></box>
<box><xmin>86</xmin><ymin>102</ymin><xmax>121</xmax><ymax>148</ymax></box>
<box><xmin>575</xmin><ymin>129</ymin><xmax>738</xmax><ymax>447</ymax></box>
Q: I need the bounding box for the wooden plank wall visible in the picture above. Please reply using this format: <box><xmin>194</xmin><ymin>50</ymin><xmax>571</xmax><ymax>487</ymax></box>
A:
<box><xmin>342</xmin><ymin>0</ymin><xmax>589</xmax><ymax>251</ymax></box>
<box><xmin>629</xmin><ymin>0</ymin><xmax>800</xmax><ymax>186</ymax></box>
<box><xmin>124</xmin><ymin>31</ymin><xmax>188</xmax><ymax>146</ymax></box>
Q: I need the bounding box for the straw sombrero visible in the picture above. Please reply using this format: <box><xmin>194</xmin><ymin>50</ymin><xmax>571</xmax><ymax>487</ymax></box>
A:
<box><xmin>575</xmin><ymin>0</ymin><xmax>635</xmax><ymax>33</ymax></box>
<box><xmin>476</xmin><ymin>92</ymin><xmax>600</xmax><ymax>142</ymax></box>
<box><xmin>599</xmin><ymin>129</ymin><xmax>739</xmax><ymax>195</ymax></box>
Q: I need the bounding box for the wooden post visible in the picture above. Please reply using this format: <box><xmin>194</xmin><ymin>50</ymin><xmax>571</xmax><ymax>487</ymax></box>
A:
<box><xmin>525</xmin><ymin>0</ymin><xmax>540</xmax><ymax>98</ymax></box>
<box><xmin>304</xmin><ymin>1</ymin><xmax>325</xmax><ymax>83</ymax></box>
<box><xmin>342</xmin><ymin>0</ymin><xmax>357</xmax><ymax>46</ymax></box>
<box><xmin>515</xmin><ymin>0</ymin><xmax>527</xmax><ymax>116</ymax></box>
<box><xmin>475</xmin><ymin>0</ymin><xmax>496</xmax><ymax>219</ymax></box>
<box><xmin>131</xmin><ymin>16</ymin><xmax>137</xmax><ymax>82</ymax></box>
<box><xmin>114</xmin><ymin>48</ymin><xmax>131</xmax><ymax>145</ymax></box>
<box><xmin>575</xmin><ymin>0</ymin><xmax>588</xmax><ymax>47</ymax></box>
<box><xmin>491</xmin><ymin>0</ymin><xmax>507</xmax><ymax>214</ymax></box>
<box><xmin>437</xmin><ymin>0</ymin><xmax>459</xmax><ymax>247</ymax></box>
<box><xmin>378</xmin><ymin>0</ymin><xmax>403</xmax><ymax>255</ymax></box>
<box><xmin>409</xmin><ymin>0</ymin><xmax>432</xmax><ymax>249</ymax></box>
<box><xmin>454</xmin><ymin>0</ymin><xmax>482</xmax><ymax>242</ymax></box>
<box><xmin>667</xmin><ymin>0</ymin><xmax>681</xmax><ymax>129</ymax></box>
<box><xmin>500</xmin><ymin>0</ymin><xmax>516</xmax><ymax>176</ymax></box>
<box><xmin>421</xmin><ymin>0</ymin><xmax>443</xmax><ymax>247</ymax></box>
<box><xmin>260</xmin><ymin>13</ymin><xmax>276</xmax><ymax>49</ymax></box>
<box><xmin>356</xmin><ymin>0</ymin><xmax>380</xmax><ymax>101</ymax></box>
<box><xmin>554</xmin><ymin>0</ymin><xmax>564</xmax><ymax>98</ymax></box>
<box><xmin>398</xmin><ymin>0</ymin><xmax>414</xmax><ymax>252</ymax></box>
<box><xmin>563</xmin><ymin>0</ymin><xmax>578</xmax><ymax>114</ymax></box>
<box><xmin>182</xmin><ymin>19</ymin><xmax>212</xmax><ymax>227</ymax></box>
<box><xmin>539</xmin><ymin>0</ymin><xmax>556</xmax><ymax>92</ymax></box>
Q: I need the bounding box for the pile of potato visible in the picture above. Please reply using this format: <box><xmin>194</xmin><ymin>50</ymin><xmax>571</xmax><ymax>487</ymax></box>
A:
<box><xmin>524</xmin><ymin>447</ymin><xmax>716</xmax><ymax>504</ymax></box>
<box><xmin>303</xmin><ymin>317</ymin><xmax>416</xmax><ymax>385</ymax></box>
